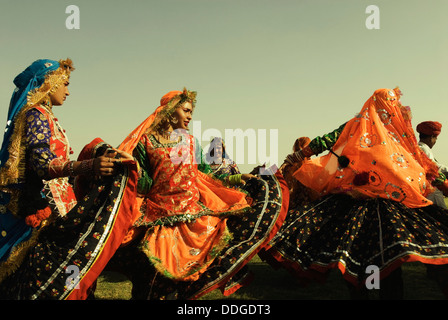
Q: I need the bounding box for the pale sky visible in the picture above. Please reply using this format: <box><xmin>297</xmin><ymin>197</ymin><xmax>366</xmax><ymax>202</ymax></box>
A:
<box><xmin>1</xmin><ymin>0</ymin><xmax>447</xmax><ymax>173</ymax></box>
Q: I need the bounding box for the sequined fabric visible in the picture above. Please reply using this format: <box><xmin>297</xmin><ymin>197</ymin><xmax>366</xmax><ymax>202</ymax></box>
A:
<box><xmin>295</xmin><ymin>88</ymin><xmax>439</xmax><ymax>208</ymax></box>
<box><xmin>264</xmin><ymin>194</ymin><xmax>448</xmax><ymax>286</ymax></box>
<box><xmin>107</xmin><ymin>171</ymin><xmax>288</xmax><ymax>299</ymax></box>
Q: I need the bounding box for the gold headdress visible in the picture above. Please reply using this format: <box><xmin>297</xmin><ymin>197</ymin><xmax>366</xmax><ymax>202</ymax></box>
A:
<box><xmin>148</xmin><ymin>87</ymin><xmax>197</xmax><ymax>134</ymax></box>
<box><xmin>25</xmin><ymin>58</ymin><xmax>74</xmax><ymax>108</ymax></box>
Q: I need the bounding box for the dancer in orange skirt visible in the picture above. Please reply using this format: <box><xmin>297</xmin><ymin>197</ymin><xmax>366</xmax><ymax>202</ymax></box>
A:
<box><xmin>262</xmin><ymin>88</ymin><xmax>448</xmax><ymax>299</ymax></box>
<box><xmin>106</xmin><ymin>88</ymin><xmax>289</xmax><ymax>299</ymax></box>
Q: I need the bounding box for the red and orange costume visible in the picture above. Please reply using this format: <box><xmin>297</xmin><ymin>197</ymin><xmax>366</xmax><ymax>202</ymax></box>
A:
<box><xmin>109</xmin><ymin>88</ymin><xmax>289</xmax><ymax>299</ymax></box>
<box><xmin>263</xmin><ymin>88</ymin><xmax>448</xmax><ymax>297</ymax></box>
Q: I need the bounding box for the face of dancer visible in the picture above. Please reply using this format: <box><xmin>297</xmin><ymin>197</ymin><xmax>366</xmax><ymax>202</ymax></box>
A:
<box><xmin>171</xmin><ymin>102</ymin><xmax>193</xmax><ymax>130</ymax></box>
<box><xmin>49</xmin><ymin>81</ymin><xmax>70</xmax><ymax>106</ymax></box>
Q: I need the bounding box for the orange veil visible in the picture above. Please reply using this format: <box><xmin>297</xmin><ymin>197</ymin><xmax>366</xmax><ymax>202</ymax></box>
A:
<box><xmin>119</xmin><ymin>90</ymin><xmax>183</xmax><ymax>154</ymax></box>
<box><xmin>295</xmin><ymin>88</ymin><xmax>439</xmax><ymax>208</ymax></box>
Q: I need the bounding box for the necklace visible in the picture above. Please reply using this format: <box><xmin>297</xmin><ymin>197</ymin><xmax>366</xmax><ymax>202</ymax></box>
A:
<box><xmin>159</xmin><ymin>130</ymin><xmax>173</xmax><ymax>140</ymax></box>
<box><xmin>155</xmin><ymin>129</ymin><xmax>183</xmax><ymax>145</ymax></box>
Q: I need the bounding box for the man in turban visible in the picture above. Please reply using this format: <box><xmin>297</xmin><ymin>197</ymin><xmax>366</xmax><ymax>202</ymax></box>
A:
<box><xmin>417</xmin><ymin>121</ymin><xmax>448</xmax><ymax>208</ymax></box>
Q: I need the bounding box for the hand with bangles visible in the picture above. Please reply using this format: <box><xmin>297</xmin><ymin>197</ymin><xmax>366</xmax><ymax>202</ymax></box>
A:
<box><xmin>283</xmin><ymin>149</ymin><xmax>305</xmax><ymax>166</ymax></box>
<box><xmin>69</xmin><ymin>148</ymin><xmax>134</xmax><ymax>177</ymax></box>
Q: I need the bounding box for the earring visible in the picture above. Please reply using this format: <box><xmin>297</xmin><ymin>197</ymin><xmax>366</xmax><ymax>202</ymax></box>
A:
<box><xmin>42</xmin><ymin>95</ymin><xmax>52</xmax><ymax>106</ymax></box>
<box><xmin>170</xmin><ymin>116</ymin><xmax>178</xmax><ymax>124</ymax></box>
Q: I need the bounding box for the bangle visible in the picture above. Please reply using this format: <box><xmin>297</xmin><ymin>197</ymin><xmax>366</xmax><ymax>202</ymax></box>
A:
<box><xmin>228</xmin><ymin>174</ymin><xmax>242</xmax><ymax>185</ymax></box>
<box><xmin>293</xmin><ymin>151</ymin><xmax>304</xmax><ymax>162</ymax></box>
<box><xmin>79</xmin><ymin>158</ymin><xmax>95</xmax><ymax>175</ymax></box>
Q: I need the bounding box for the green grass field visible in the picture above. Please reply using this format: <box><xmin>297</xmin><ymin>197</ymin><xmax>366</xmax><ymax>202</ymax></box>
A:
<box><xmin>94</xmin><ymin>255</ymin><xmax>445</xmax><ymax>300</ymax></box>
